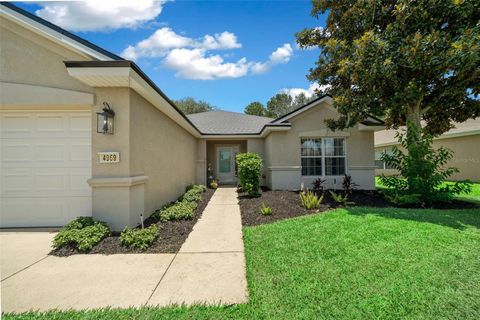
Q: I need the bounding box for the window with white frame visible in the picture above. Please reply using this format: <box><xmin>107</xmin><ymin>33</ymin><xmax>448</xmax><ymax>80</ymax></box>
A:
<box><xmin>375</xmin><ymin>148</ymin><xmax>394</xmax><ymax>169</ymax></box>
<box><xmin>301</xmin><ymin>138</ymin><xmax>346</xmax><ymax>176</ymax></box>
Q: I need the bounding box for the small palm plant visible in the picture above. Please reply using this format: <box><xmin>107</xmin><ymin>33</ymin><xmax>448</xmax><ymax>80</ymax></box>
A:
<box><xmin>329</xmin><ymin>191</ymin><xmax>355</xmax><ymax>207</ymax></box>
<box><xmin>299</xmin><ymin>190</ymin><xmax>323</xmax><ymax>209</ymax></box>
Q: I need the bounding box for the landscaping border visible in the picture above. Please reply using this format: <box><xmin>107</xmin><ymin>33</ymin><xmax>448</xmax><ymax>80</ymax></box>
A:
<box><xmin>51</xmin><ymin>188</ymin><xmax>215</xmax><ymax>256</ymax></box>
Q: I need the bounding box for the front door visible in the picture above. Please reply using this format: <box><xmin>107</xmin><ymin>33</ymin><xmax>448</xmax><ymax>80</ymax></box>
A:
<box><xmin>216</xmin><ymin>146</ymin><xmax>237</xmax><ymax>184</ymax></box>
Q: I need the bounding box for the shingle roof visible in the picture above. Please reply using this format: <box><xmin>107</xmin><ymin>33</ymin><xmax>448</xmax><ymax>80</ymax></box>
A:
<box><xmin>375</xmin><ymin>118</ymin><xmax>480</xmax><ymax>146</ymax></box>
<box><xmin>187</xmin><ymin>110</ymin><xmax>274</xmax><ymax>134</ymax></box>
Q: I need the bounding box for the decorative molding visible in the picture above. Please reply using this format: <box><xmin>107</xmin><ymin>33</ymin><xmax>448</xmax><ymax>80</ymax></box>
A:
<box><xmin>298</xmin><ymin>129</ymin><xmax>350</xmax><ymax>137</ymax></box>
<box><xmin>87</xmin><ymin>176</ymin><xmax>148</xmax><ymax>187</ymax></box>
<box><xmin>268</xmin><ymin>166</ymin><xmax>301</xmax><ymax>171</ymax></box>
<box><xmin>348</xmin><ymin>166</ymin><xmax>377</xmax><ymax>170</ymax></box>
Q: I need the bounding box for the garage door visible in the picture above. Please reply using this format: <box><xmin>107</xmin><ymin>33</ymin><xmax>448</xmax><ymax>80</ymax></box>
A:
<box><xmin>0</xmin><ymin>110</ymin><xmax>92</xmax><ymax>227</ymax></box>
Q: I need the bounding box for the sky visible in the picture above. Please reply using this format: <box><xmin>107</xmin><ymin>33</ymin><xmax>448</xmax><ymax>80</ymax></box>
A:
<box><xmin>15</xmin><ymin>0</ymin><xmax>327</xmax><ymax>112</ymax></box>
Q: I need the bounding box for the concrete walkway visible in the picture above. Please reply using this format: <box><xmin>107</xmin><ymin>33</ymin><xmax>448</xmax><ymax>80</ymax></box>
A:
<box><xmin>1</xmin><ymin>188</ymin><xmax>248</xmax><ymax>313</ymax></box>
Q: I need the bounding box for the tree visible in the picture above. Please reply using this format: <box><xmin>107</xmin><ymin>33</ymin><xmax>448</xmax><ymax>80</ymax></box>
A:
<box><xmin>296</xmin><ymin>1</ymin><xmax>479</xmax><ymax>140</ymax></box>
<box><xmin>174</xmin><ymin>97</ymin><xmax>216</xmax><ymax>115</ymax></box>
<box><xmin>292</xmin><ymin>92</ymin><xmax>312</xmax><ymax>109</ymax></box>
<box><xmin>244</xmin><ymin>102</ymin><xmax>267</xmax><ymax>116</ymax></box>
<box><xmin>266</xmin><ymin>93</ymin><xmax>294</xmax><ymax>118</ymax></box>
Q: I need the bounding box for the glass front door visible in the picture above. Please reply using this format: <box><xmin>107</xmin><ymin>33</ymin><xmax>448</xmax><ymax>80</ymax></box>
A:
<box><xmin>216</xmin><ymin>146</ymin><xmax>236</xmax><ymax>184</ymax></box>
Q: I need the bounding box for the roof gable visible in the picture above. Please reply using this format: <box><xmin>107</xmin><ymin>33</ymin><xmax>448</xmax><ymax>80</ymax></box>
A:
<box><xmin>0</xmin><ymin>2</ymin><xmax>123</xmax><ymax>61</ymax></box>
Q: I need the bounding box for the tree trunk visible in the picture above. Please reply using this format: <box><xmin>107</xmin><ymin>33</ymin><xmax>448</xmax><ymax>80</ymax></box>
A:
<box><xmin>406</xmin><ymin>100</ymin><xmax>422</xmax><ymax>142</ymax></box>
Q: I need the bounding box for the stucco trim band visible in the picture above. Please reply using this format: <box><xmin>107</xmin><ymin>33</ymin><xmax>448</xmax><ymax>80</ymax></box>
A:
<box><xmin>268</xmin><ymin>166</ymin><xmax>302</xmax><ymax>171</ymax></box>
<box><xmin>0</xmin><ymin>82</ymin><xmax>94</xmax><ymax>106</ymax></box>
<box><xmin>87</xmin><ymin>176</ymin><xmax>149</xmax><ymax>188</ymax></box>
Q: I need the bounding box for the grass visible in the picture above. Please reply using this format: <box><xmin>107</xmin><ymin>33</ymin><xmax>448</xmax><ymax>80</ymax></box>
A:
<box><xmin>375</xmin><ymin>177</ymin><xmax>480</xmax><ymax>203</ymax></box>
<box><xmin>5</xmin><ymin>207</ymin><xmax>480</xmax><ymax>319</ymax></box>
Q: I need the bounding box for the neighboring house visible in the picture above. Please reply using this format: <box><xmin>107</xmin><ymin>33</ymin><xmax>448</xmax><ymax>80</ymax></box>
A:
<box><xmin>375</xmin><ymin>118</ymin><xmax>480</xmax><ymax>182</ymax></box>
<box><xmin>0</xmin><ymin>3</ymin><xmax>384</xmax><ymax>230</ymax></box>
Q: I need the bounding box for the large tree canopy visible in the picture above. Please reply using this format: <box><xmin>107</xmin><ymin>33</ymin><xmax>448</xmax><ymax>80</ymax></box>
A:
<box><xmin>244</xmin><ymin>101</ymin><xmax>267</xmax><ymax>116</ymax></box>
<box><xmin>174</xmin><ymin>97</ymin><xmax>216</xmax><ymax>115</ymax></box>
<box><xmin>296</xmin><ymin>0</ymin><xmax>480</xmax><ymax>136</ymax></box>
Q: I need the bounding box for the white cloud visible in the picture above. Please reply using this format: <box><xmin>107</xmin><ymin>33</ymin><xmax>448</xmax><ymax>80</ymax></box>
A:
<box><xmin>200</xmin><ymin>32</ymin><xmax>242</xmax><ymax>50</ymax></box>
<box><xmin>121</xmin><ymin>26</ymin><xmax>292</xmax><ymax>80</ymax></box>
<box><xmin>122</xmin><ymin>27</ymin><xmax>192</xmax><ymax>60</ymax></box>
<box><xmin>35</xmin><ymin>0</ymin><xmax>165</xmax><ymax>32</ymax></box>
<box><xmin>251</xmin><ymin>43</ymin><xmax>293</xmax><ymax>74</ymax></box>
<box><xmin>164</xmin><ymin>48</ymin><xmax>249</xmax><ymax>80</ymax></box>
<box><xmin>281</xmin><ymin>83</ymin><xmax>330</xmax><ymax>98</ymax></box>
<box><xmin>121</xmin><ymin>28</ymin><xmax>241</xmax><ymax>60</ymax></box>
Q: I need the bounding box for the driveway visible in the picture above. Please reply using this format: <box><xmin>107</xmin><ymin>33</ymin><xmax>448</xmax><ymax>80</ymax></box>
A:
<box><xmin>1</xmin><ymin>188</ymin><xmax>248</xmax><ymax>313</ymax></box>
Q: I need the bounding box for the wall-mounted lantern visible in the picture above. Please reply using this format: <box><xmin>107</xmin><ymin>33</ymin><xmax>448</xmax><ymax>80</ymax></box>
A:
<box><xmin>97</xmin><ymin>102</ymin><xmax>115</xmax><ymax>134</ymax></box>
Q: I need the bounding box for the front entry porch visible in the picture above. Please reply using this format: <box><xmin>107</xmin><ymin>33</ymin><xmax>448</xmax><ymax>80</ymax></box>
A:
<box><xmin>206</xmin><ymin>140</ymin><xmax>247</xmax><ymax>186</ymax></box>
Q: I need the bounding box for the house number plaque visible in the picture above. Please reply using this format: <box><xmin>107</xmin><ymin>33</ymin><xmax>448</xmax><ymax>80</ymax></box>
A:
<box><xmin>98</xmin><ymin>152</ymin><xmax>120</xmax><ymax>163</ymax></box>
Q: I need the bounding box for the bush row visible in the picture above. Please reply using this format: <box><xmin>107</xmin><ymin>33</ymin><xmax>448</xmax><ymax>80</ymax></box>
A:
<box><xmin>154</xmin><ymin>184</ymin><xmax>206</xmax><ymax>222</ymax></box>
<box><xmin>53</xmin><ymin>216</ymin><xmax>110</xmax><ymax>252</ymax></box>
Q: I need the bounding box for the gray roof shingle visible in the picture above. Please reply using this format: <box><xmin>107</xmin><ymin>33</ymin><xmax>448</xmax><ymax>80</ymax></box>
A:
<box><xmin>187</xmin><ymin>110</ymin><xmax>274</xmax><ymax>134</ymax></box>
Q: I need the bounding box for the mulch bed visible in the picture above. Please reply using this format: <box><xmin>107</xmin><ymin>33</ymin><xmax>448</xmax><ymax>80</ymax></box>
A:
<box><xmin>51</xmin><ymin>188</ymin><xmax>215</xmax><ymax>256</ymax></box>
<box><xmin>238</xmin><ymin>188</ymin><xmax>478</xmax><ymax>227</ymax></box>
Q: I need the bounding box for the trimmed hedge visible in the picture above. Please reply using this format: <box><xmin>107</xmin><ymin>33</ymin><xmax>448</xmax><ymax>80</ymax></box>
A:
<box><xmin>236</xmin><ymin>153</ymin><xmax>263</xmax><ymax>197</ymax></box>
<box><xmin>53</xmin><ymin>216</ymin><xmax>110</xmax><ymax>252</ymax></box>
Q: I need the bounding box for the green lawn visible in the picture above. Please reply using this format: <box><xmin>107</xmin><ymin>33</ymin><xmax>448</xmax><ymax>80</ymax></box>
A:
<box><xmin>375</xmin><ymin>177</ymin><xmax>480</xmax><ymax>203</ymax></box>
<box><xmin>6</xmin><ymin>207</ymin><xmax>480</xmax><ymax>320</ymax></box>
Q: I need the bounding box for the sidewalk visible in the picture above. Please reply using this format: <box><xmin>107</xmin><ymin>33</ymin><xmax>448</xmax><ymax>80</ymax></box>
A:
<box><xmin>1</xmin><ymin>187</ymin><xmax>248</xmax><ymax>313</ymax></box>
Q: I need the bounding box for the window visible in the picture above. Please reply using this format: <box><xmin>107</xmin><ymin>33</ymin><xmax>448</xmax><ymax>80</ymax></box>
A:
<box><xmin>375</xmin><ymin>148</ymin><xmax>394</xmax><ymax>169</ymax></box>
<box><xmin>301</xmin><ymin>138</ymin><xmax>346</xmax><ymax>176</ymax></box>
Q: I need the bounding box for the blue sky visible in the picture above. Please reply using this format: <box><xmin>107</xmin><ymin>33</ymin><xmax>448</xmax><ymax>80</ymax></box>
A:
<box><xmin>16</xmin><ymin>1</ymin><xmax>326</xmax><ymax>112</ymax></box>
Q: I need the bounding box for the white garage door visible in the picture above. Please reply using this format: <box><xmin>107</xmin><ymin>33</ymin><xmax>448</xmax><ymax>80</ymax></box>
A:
<box><xmin>0</xmin><ymin>110</ymin><xmax>92</xmax><ymax>228</ymax></box>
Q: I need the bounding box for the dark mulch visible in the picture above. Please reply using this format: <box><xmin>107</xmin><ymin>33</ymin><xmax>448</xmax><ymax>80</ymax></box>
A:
<box><xmin>239</xmin><ymin>188</ymin><xmax>478</xmax><ymax>226</ymax></box>
<box><xmin>51</xmin><ymin>188</ymin><xmax>215</xmax><ymax>256</ymax></box>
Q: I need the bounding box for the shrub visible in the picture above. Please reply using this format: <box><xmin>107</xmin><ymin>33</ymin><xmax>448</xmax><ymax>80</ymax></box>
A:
<box><xmin>152</xmin><ymin>185</ymin><xmax>206</xmax><ymax>222</ymax></box>
<box><xmin>260</xmin><ymin>203</ymin><xmax>272</xmax><ymax>216</ymax></box>
<box><xmin>120</xmin><ymin>225</ymin><xmax>159</xmax><ymax>250</ymax></box>
<box><xmin>300</xmin><ymin>191</ymin><xmax>323</xmax><ymax>209</ymax></box>
<box><xmin>312</xmin><ymin>178</ymin><xmax>326</xmax><ymax>195</ymax></box>
<box><xmin>182</xmin><ymin>185</ymin><xmax>205</xmax><ymax>203</ymax></box>
<box><xmin>236</xmin><ymin>153</ymin><xmax>263</xmax><ymax>197</ymax></box>
<box><xmin>380</xmin><ymin>123</ymin><xmax>472</xmax><ymax>205</ymax></box>
<box><xmin>342</xmin><ymin>174</ymin><xmax>358</xmax><ymax>195</ymax></box>
<box><xmin>329</xmin><ymin>191</ymin><xmax>355</xmax><ymax>207</ymax></box>
<box><xmin>158</xmin><ymin>201</ymin><xmax>197</xmax><ymax>221</ymax></box>
<box><xmin>53</xmin><ymin>216</ymin><xmax>110</xmax><ymax>252</ymax></box>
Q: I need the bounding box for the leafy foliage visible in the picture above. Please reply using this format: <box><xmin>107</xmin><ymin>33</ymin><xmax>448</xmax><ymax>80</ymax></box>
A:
<box><xmin>296</xmin><ymin>1</ymin><xmax>479</xmax><ymax>135</ymax></box>
<box><xmin>244</xmin><ymin>101</ymin><xmax>267</xmax><ymax>116</ymax></box>
<box><xmin>379</xmin><ymin>124</ymin><xmax>472</xmax><ymax>205</ymax></box>
<box><xmin>265</xmin><ymin>92</ymin><xmax>317</xmax><ymax>118</ymax></box>
<box><xmin>174</xmin><ymin>97</ymin><xmax>216</xmax><ymax>115</ymax></box>
<box><xmin>342</xmin><ymin>174</ymin><xmax>359</xmax><ymax>195</ymax></box>
<box><xmin>260</xmin><ymin>203</ymin><xmax>273</xmax><ymax>216</ymax></box>
<box><xmin>120</xmin><ymin>225</ymin><xmax>159</xmax><ymax>250</ymax></box>
<box><xmin>329</xmin><ymin>191</ymin><xmax>355</xmax><ymax>207</ymax></box>
<box><xmin>236</xmin><ymin>153</ymin><xmax>263</xmax><ymax>197</ymax></box>
<box><xmin>312</xmin><ymin>178</ymin><xmax>326</xmax><ymax>195</ymax></box>
<box><xmin>299</xmin><ymin>190</ymin><xmax>323</xmax><ymax>209</ymax></box>
<box><xmin>153</xmin><ymin>184</ymin><xmax>206</xmax><ymax>221</ymax></box>
<box><xmin>53</xmin><ymin>217</ymin><xmax>110</xmax><ymax>252</ymax></box>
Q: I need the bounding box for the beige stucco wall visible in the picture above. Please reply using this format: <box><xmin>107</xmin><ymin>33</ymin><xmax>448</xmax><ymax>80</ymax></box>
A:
<box><xmin>264</xmin><ymin>102</ymin><xmax>376</xmax><ymax>190</ymax></box>
<box><xmin>375</xmin><ymin>134</ymin><xmax>480</xmax><ymax>182</ymax></box>
<box><xmin>90</xmin><ymin>88</ymin><xmax>198</xmax><ymax>229</ymax></box>
<box><xmin>0</xmin><ymin>17</ymin><xmax>94</xmax><ymax>93</ymax></box>
<box><xmin>129</xmin><ymin>90</ymin><xmax>197</xmax><ymax>215</ymax></box>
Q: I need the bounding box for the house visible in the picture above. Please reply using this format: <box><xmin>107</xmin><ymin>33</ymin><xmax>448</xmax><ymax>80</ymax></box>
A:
<box><xmin>0</xmin><ymin>3</ymin><xmax>384</xmax><ymax>230</ymax></box>
<box><xmin>375</xmin><ymin>118</ymin><xmax>480</xmax><ymax>182</ymax></box>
